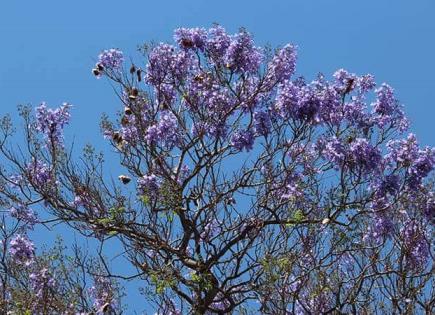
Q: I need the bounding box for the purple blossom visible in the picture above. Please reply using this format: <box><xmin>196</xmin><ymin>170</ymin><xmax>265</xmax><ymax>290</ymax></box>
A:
<box><xmin>145</xmin><ymin>110</ymin><xmax>181</xmax><ymax>148</ymax></box>
<box><xmin>35</xmin><ymin>102</ymin><xmax>72</xmax><ymax>146</ymax></box>
<box><xmin>275</xmin><ymin>81</ymin><xmax>322</xmax><ymax>122</ymax></box>
<box><xmin>401</xmin><ymin>221</ymin><xmax>429</xmax><ymax>270</ymax></box>
<box><xmin>137</xmin><ymin>174</ymin><xmax>160</xmax><ymax>198</ymax></box>
<box><xmin>26</xmin><ymin>159</ymin><xmax>52</xmax><ymax>187</ymax></box>
<box><xmin>206</xmin><ymin>293</ymin><xmax>231</xmax><ymax>314</ymax></box>
<box><xmin>224</xmin><ymin>30</ymin><xmax>263</xmax><ymax>73</ymax></box>
<box><xmin>320</xmin><ymin>136</ymin><xmax>346</xmax><ymax>166</ymax></box>
<box><xmin>372</xmin><ymin>174</ymin><xmax>400</xmax><ymax>197</ymax></box>
<box><xmin>386</xmin><ymin>133</ymin><xmax>420</xmax><ymax>167</ymax></box>
<box><xmin>407</xmin><ymin>147</ymin><xmax>435</xmax><ymax>189</ymax></box>
<box><xmin>266</xmin><ymin>44</ymin><xmax>297</xmax><ymax>82</ymax></box>
<box><xmin>30</xmin><ymin>267</ymin><xmax>56</xmax><ymax>298</ymax></box>
<box><xmin>9</xmin><ymin>234</ymin><xmax>35</xmax><ymax>266</ymax></box>
<box><xmin>89</xmin><ymin>276</ymin><xmax>117</xmax><ymax>314</ymax></box>
<box><xmin>364</xmin><ymin>199</ymin><xmax>394</xmax><ymax>243</ymax></box>
<box><xmin>357</xmin><ymin>74</ymin><xmax>376</xmax><ymax>94</ymax></box>
<box><xmin>174</xmin><ymin>27</ymin><xmax>207</xmax><ymax>51</ymax></box>
<box><xmin>281</xmin><ymin>172</ymin><xmax>304</xmax><ymax>200</ymax></box>
<box><xmin>97</xmin><ymin>48</ymin><xmax>124</xmax><ymax>71</ymax></box>
<box><xmin>206</xmin><ymin>25</ymin><xmax>231</xmax><ymax>64</ymax></box>
<box><xmin>424</xmin><ymin>193</ymin><xmax>435</xmax><ymax>222</ymax></box>
<box><xmin>253</xmin><ymin>110</ymin><xmax>271</xmax><ymax>136</ymax></box>
<box><xmin>386</xmin><ymin>134</ymin><xmax>435</xmax><ymax>188</ymax></box>
<box><xmin>365</xmin><ymin>212</ymin><xmax>394</xmax><ymax>243</ymax></box>
<box><xmin>230</xmin><ymin>129</ymin><xmax>255</xmax><ymax>152</ymax></box>
<box><xmin>146</xmin><ymin>43</ymin><xmax>193</xmax><ymax>85</ymax></box>
<box><xmin>349</xmin><ymin>138</ymin><xmax>382</xmax><ymax>173</ymax></box>
<box><xmin>9</xmin><ymin>204</ymin><xmax>38</xmax><ymax>227</ymax></box>
<box><xmin>371</xmin><ymin>83</ymin><xmax>409</xmax><ymax>131</ymax></box>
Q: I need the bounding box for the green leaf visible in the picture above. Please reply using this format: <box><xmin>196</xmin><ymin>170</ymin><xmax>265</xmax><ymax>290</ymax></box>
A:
<box><xmin>293</xmin><ymin>209</ymin><xmax>305</xmax><ymax>222</ymax></box>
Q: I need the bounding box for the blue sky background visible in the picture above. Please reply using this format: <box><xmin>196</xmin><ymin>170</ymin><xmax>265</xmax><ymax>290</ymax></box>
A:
<box><xmin>1</xmin><ymin>0</ymin><xmax>434</xmax><ymax>313</ymax></box>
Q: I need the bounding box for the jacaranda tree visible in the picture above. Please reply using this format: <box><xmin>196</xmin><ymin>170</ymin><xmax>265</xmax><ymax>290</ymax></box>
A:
<box><xmin>0</xmin><ymin>25</ymin><xmax>434</xmax><ymax>314</ymax></box>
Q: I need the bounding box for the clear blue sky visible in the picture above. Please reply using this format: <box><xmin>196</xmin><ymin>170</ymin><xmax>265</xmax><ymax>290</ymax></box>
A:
<box><xmin>1</xmin><ymin>0</ymin><xmax>434</xmax><ymax>313</ymax></box>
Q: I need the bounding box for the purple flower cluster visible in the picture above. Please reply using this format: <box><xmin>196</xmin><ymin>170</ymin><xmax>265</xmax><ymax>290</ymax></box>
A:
<box><xmin>275</xmin><ymin>81</ymin><xmax>322</xmax><ymax>123</ymax></box>
<box><xmin>372</xmin><ymin>174</ymin><xmax>400</xmax><ymax>198</ymax></box>
<box><xmin>35</xmin><ymin>102</ymin><xmax>72</xmax><ymax>146</ymax></box>
<box><xmin>146</xmin><ymin>44</ymin><xmax>193</xmax><ymax>85</ymax></box>
<box><xmin>320</xmin><ymin>136</ymin><xmax>346</xmax><ymax>167</ymax></box>
<box><xmin>97</xmin><ymin>48</ymin><xmax>124</xmax><ymax>71</ymax></box>
<box><xmin>137</xmin><ymin>174</ymin><xmax>161</xmax><ymax>198</ymax></box>
<box><xmin>89</xmin><ymin>276</ymin><xmax>117</xmax><ymax>314</ymax></box>
<box><xmin>424</xmin><ymin>193</ymin><xmax>435</xmax><ymax>222</ymax></box>
<box><xmin>30</xmin><ymin>267</ymin><xmax>56</xmax><ymax>298</ymax></box>
<box><xmin>294</xmin><ymin>287</ymin><xmax>333</xmax><ymax>314</ymax></box>
<box><xmin>266</xmin><ymin>44</ymin><xmax>297</xmax><ymax>82</ymax></box>
<box><xmin>386</xmin><ymin>134</ymin><xmax>435</xmax><ymax>188</ymax></box>
<box><xmin>253</xmin><ymin>111</ymin><xmax>271</xmax><ymax>136</ymax></box>
<box><xmin>205</xmin><ymin>25</ymin><xmax>231</xmax><ymax>65</ymax></box>
<box><xmin>348</xmin><ymin>138</ymin><xmax>382</xmax><ymax>173</ymax></box>
<box><xmin>401</xmin><ymin>221</ymin><xmax>429</xmax><ymax>270</ymax></box>
<box><xmin>281</xmin><ymin>172</ymin><xmax>304</xmax><ymax>200</ymax></box>
<box><xmin>371</xmin><ymin>84</ymin><xmax>409</xmax><ymax>131</ymax></box>
<box><xmin>318</xmin><ymin>137</ymin><xmax>382</xmax><ymax>174</ymax></box>
<box><xmin>223</xmin><ymin>29</ymin><xmax>263</xmax><ymax>74</ymax></box>
<box><xmin>145</xmin><ymin>111</ymin><xmax>180</xmax><ymax>148</ymax></box>
<box><xmin>230</xmin><ymin>129</ymin><xmax>255</xmax><ymax>152</ymax></box>
<box><xmin>174</xmin><ymin>27</ymin><xmax>207</xmax><ymax>51</ymax></box>
<box><xmin>9</xmin><ymin>234</ymin><xmax>35</xmax><ymax>266</ymax></box>
<box><xmin>364</xmin><ymin>211</ymin><xmax>394</xmax><ymax>243</ymax></box>
<box><xmin>9</xmin><ymin>204</ymin><xmax>38</xmax><ymax>227</ymax></box>
<box><xmin>206</xmin><ymin>293</ymin><xmax>231</xmax><ymax>314</ymax></box>
<box><xmin>26</xmin><ymin>159</ymin><xmax>52</xmax><ymax>187</ymax></box>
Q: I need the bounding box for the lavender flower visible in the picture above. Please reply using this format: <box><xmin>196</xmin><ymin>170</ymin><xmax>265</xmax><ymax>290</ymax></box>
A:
<box><xmin>97</xmin><ymin>48</ymin><xmax>124</xmax><ymax>71</ymax></box>
<box><xmin>224</xmin><ymin>29</ymin><xmax>263</xmax><ymax>73</ymax></box>
<box><xmin>349</xmin><ymin>138</ymin><xmax>382</xmax><ymax>173</ymax></box>
<box><xmin>145</xmin><ymin>110</ymin><xmax>181</xmax><ymax>148</ymax></box>
<box><xmin>321</xmin><ymin>136</ymin><xmax>346</xmax><ymax>167</ymax></box>
<box><xmin>174</xmin><ymin>27</ymin><xmax>207</xmax><ymax>51</ymax></box>
<box><xmin>137</xmin><ymin>174</ymin><xmax>161</xmax><ymax>198</ymax></box>
<box><xmin>9</xmin><ymin>234</ymin><xmax>35</xmax><ymax>266</ymax></box>
<box><xmin>30</xmin><ymin>267</ymin><xmax>56</xmax><ymax>298</ymax></box>
<box><xmin>35</xmin><ymin>102</ymin><xmax>72</xmax><ymax>146</ymax></box>
<box><xmin>206</xmin><ymin>25</ymin><xmax>231</xmax><ymax>64</ymax></box>
<box><xmin>253</xmin><ymin>110</ymin><xmax>271</xmax><ymax>136</ymax></box>
<box><xmin>371</xmin><ymin>83</ymin><xmax>409</xmax><ymax>131</ymax></box>
<box><xmin>230</xmin><ymin>129</ymin><xmax>255</xmax><ymax>152</ymax></box>
<box><xmin>146</xmin><ymin>44</ymin><xmax>193</xmax><ymax>85</ymax></box>
<box><xmin>401</xmin><ymin>221</ymin><xmax>429</xmax><ymax>270</ymax></box>
<box><xmin>9</xmin><ymin>204</ymin><xmax>38</xmax><ymax>227</ymax></box>
<box><xmin>89</xmin><ymin>276</ymin><xmax>117</xmax><ymax>314</ymax></box>
<box><xmin>266</xmin><ymin>43</ymin><xmax>297</xmax><ymax>82</ymax></box>
<box><xmin>26</xmin><ymin>159</ymin><xmax>52</xmax><ymax>187</ymax></box>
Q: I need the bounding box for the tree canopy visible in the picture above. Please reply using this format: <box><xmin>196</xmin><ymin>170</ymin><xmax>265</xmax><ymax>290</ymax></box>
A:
<box><xmin>0</xmin><ymin>25</ymin><xmax>434</xmax><ymax>314</ymax></box>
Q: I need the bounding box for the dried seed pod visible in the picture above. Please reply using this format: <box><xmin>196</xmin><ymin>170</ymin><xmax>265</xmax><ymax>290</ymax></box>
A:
<box><xmin>136</xmin><ymin>69</ymin><xmax>142</xmax><ymax>82</ymax></box>
<box><xmin>181</xmin><ymin>38</ymin><xmax>194</xmax><ymax>48</ymax></box>
<box><xmin>92</xmin><ymin>68</ymin><xmax>100</xmax><ymax>76</ymax></box>
<box><xmin>128</xmin><ymin>87</ymin><xmax>139</xmax><ymax>100</ymax></box>
<box><xmin>124</xmin><ymin>106</ymin><xmax>132</xmax><ymax>115</ymax></box>
<box><xmin>130</xmin><ymin>64</ymin><xmax>136</xmax><ymax>74</ymax></box>
<box><xmin>101</xmin><ymin>302</ymin><xmax>111</xmax><ymax>313</ymax></box>
<box><xmin>96</xmin><ymin>63</ymin><xmax>104</xmax><ymax>71</ymax></box>
<box><xmin>118</xmin><ymin>175</ymin><xmax>131</xmax><ymax>184</ymax></box>
<box><xmin>121</xmin><ymin>115</ymin><xmax>129</xmax><ymax>126</ymax></box>
<box><xmin>112</xmin><ymin>131</ymin><xmax>122</xmax><ymax>143</ymax></box>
